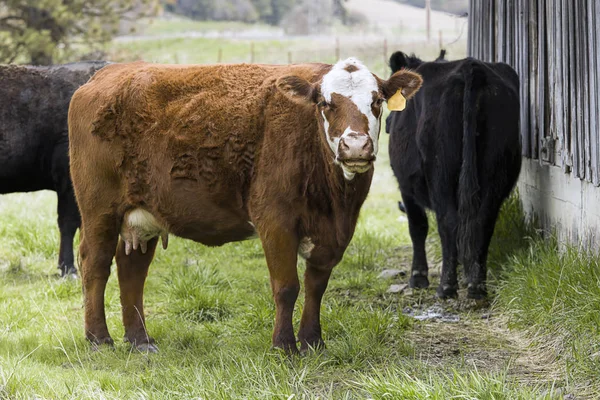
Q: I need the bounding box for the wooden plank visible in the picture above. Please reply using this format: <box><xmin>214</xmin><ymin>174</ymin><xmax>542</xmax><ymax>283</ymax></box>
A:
<box><xmin>552</xmin><ymin>0</ymin><xmax>566</xmax><ymax>170</ymax></box>
<box><xmin>562</xmin><ymin>0</ymin><xmax>572</xmax><ymax>169</ymax></box>
<box><xmin>505</xmin><ymin>0</ymin><xmax>510</xmax><ymax>62</ymax></box>
<box><xmin>480</xmin><ymin>0</ymin><xmax>486</xmax><ymax>59</ymax></box>
<box><xmin>545</xmin><ymin>0</ymin><xmax>557</xmax><ymax>165</ymax></box>
<box><xmin>535</xmin><ymin>0</ymin><xmax>544</xmax><ymax>162</ymax></box>
<box><xmin>593</xmin><ymin>0</ymin><xmax>600</xmax><ymax>184</ymax></box>
<box><xmin>496</xmin><ymin>0</ymin><xmax>505</xmax><ymax>61</ymax></box>
<box><xmin>525</xmin><ymin>0</ymin><xmax>535</xmax><ymax>159</ymax></box>
<box><xmin>578</xmin><ymin>0</ymin><xmax>591</xmax><ymax>181</ymax></box>
<box><xmin>469</xmin><ymin>0</ymin><xmax>477</xmax><ymax>57</ymax></box>
<box><xmin>467</xmin><ymin>1</ymin><xmax>472</xmax><ymax>55</ymax></box>
<box><xmin>574</xmin><ymin>0</ymin><xmax>585</xmax><ymax>180</ymax></box>
<box><xmin>568</xmin><ymin>1</ymin><xmax>580</xmax><ymax>178</ymax></box>
<box><xmin>489</xmin><ymin>2</ymin><xmax>495</xmax><ymax>61</ymax></box>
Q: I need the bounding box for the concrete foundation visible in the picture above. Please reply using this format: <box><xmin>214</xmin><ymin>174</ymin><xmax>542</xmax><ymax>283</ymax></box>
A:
<box><xmin>517</xmin><ymin>158</ymin><xmax>600</xmax><ymax>249</ymax></box>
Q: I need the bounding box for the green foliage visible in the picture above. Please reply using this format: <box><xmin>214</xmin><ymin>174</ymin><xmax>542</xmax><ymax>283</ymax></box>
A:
<box><xmin>168</xmin><ymin>0</ymin><xmax>336</xmax><ymax>26</ymax></box>
<box><xmin>253</xmin><ymin>0</ymin><xmax>294</xmax><ymax>24</ymax></box>
<box><xmin>0</xmin><ymin>0</ymin><xmax>157</xmax><ymax>64</ymax></box>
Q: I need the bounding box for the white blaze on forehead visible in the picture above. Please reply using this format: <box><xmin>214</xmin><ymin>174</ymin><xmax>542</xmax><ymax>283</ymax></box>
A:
<box><xmin>320</xmin><ymin>58</ymin><xmax>381</xmax><ymax>154</ymax></box>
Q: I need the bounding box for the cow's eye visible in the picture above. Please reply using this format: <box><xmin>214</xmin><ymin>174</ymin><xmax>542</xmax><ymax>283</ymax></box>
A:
<box><xmin>319</xmin><ymin>100</ymin><xmax>332</xmax><ymax>109</ymax></box>
<box><xmin>375</xmin><ymin>98</ymin><xmax>385</xmax><ymax>106</ymax></box>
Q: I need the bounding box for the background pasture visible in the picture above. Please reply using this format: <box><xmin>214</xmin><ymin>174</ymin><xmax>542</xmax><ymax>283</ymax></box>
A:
<box><xmin>1</xmin><ymin>7</ymin><xmax>600</xmax><ymax>399</ymax></box>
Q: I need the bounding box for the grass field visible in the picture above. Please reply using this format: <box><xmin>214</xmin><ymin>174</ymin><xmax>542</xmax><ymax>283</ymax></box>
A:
<box><xmin>2</xmin><ymin>15</ymin><xmax>600</xmax><ymax>400</ymax></box>
<box><xmin>2</xmin><ymin>131</ymin><xmax>597</xmax><ymax>398</ymax></box>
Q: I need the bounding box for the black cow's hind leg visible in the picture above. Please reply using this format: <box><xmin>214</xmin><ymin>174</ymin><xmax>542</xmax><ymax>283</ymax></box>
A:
<box><xmin>465</xmin><ymin>196</ymin><xmax>502</xmax><ymax>299</ymax></box>
<box><xmin>403</xmin><ymin>194</ymin><xmax>429</xmax><ymax>289</ymax></box>
<box><xmin>57</xmin><ymin>187</ymin><xmax>81</xmax><ymax>277</ymax></box>
<box><xmin>435</xmin><ymin>208</ymin><xmax>459</xmax><ymax>298</ymax></box>
<box><xmin>53</xmin><ymin>142</ymin><xmax>81</xmax><ymax>277</ymax></box>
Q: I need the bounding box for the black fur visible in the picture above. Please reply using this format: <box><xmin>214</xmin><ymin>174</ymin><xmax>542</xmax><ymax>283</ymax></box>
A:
<box><xmin>386</xmin><ymin>51</ymin><xmax>521</xmax><ymax>299</ymax></box>
<box><xmin>0</xmin><ymin>61</ymin><xmax>108</xmax><ymax>277</ymax></box>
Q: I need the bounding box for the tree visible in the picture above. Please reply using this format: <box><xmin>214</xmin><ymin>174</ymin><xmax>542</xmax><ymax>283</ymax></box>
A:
<box><xmin>0</xmin><ymin>0</ymin><xmax>158</xmax><ymax>65</ymax></box>
<box><xmin>174</xmin><ymin>0</ymin><xmax>258</xmax><ymax>22</ymax></box>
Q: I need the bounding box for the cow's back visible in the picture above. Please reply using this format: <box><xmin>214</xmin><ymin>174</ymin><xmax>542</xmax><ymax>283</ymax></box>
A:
<box><xmin>0</xmin><ymin>62</ymin><xmax>107</xmax><ymax>192</ymax></box>
<box><xmin>389</xmin><ymin>58</ymin><xmax>520</xmax><ymax>203</ymax></box>
<box><xmin>69</xmin><ymin>61</ymin><xmax>329</xmax><ymax>243</ymax></box>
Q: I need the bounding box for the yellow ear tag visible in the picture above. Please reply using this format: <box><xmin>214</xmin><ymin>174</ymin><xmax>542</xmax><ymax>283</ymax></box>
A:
<box><xmin>387</xmin><ymin>90</ymin><xmax>406</xmax><ymax>111</ymax></box>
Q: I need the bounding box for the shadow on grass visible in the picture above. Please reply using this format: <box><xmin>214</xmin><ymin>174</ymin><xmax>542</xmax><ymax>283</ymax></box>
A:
<box><xmin>487</xmin><ymin>190</ymin><xmax>539</xmax><ymax>281</ymax></box>
<box><xmin>0</xmin><ymin>258</ymin><xmax>60</xmax><ymax>284</ymax></box>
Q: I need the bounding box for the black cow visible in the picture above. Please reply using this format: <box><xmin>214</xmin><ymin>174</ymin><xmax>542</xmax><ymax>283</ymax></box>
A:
<box><xmin>386</xmin><ymin>51</ymin><xmax>521</xmax><ymax>299</ymax></box>
<box><xmin>0</xmin><ymin>61</ymin><xmax>108</xmax><ymax>277</ymax></box>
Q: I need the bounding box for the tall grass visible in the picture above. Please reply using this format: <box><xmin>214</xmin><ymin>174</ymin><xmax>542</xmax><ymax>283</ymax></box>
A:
<box><xmin>495</xmin><ymin>238</ymin><xmax>600</xmax><ymax>395</ymax></box>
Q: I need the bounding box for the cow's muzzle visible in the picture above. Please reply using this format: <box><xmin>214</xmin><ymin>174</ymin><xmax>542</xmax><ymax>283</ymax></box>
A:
<box><xmin>337</xmin><ymin>132</ymin><xmax>375</xmax><ymax>173</ymax></box>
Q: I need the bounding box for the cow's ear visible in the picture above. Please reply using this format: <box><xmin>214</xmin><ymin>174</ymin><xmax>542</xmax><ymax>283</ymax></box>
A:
<box><xmin>389</xmin><ymin>51</ymin><xmax>411</xmax><ymax>73</ymax></box>
<box><xmin>276</xmin><ymin>75</ymin><xmax>318</xmax><ymax>105</ymax></box>
<box><xmin>382</xmin><ymin>70</ymin><xmax>423</xmax><ymax>101</ymax></box>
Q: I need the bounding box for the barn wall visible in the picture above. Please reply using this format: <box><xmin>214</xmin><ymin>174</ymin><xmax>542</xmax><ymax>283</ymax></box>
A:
<box><xmin>468</xmin><ymin>0</ymin><xmax>600</xmax><ymax>246</ymax></box>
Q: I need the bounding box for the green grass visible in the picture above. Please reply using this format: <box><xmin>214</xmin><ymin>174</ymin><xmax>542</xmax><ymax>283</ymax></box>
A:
<box><xmin>0</xmin><ymin>132</ymin><xmax>574</xmax><ymax>399</ymax></box>
<box><xmin>495</xmin><ymin>238</ymin><xmax>600</xmax><ymax>396</ymax></box>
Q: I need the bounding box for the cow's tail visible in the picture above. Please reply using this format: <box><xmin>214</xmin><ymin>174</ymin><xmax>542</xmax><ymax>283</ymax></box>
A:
<box><xmin>457</xmin><ymin>61</ymin><xmax>484</xmax><ymax>264</ymax></box>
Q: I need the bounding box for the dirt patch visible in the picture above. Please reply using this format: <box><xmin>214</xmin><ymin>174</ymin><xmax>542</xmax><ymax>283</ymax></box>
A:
<box><xmin>403</xmin><ymin>297</ymin><xmax>565</xmax><ymax>387</ymax></box>
<box><xmin>378</xmin><ymin>256</ymin><xmax>566</xmax><ymax>389</ymax></box>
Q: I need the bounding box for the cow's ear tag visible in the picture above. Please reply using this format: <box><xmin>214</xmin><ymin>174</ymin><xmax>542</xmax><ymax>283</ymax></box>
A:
<box><xmin>387</xmin><ymin>90</ymin><xmax>406</xmax><ymax>111</ymax></box>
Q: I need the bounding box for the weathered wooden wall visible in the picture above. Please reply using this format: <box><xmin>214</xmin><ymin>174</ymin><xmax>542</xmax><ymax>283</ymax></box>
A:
<box><xmin>468</xmin><ymin>0</ymin><xmax>600</xmax><ymax>185</ymax></box>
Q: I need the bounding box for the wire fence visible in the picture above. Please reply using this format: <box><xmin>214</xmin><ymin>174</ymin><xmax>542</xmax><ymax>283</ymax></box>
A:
<box><xmin>169</xmin><ymin>35</ymin><xmax>468</xmax><ymax>77</ymax></box>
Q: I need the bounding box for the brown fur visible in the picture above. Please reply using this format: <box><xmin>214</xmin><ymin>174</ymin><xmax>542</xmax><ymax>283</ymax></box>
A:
<box><xmin>69</xmin><ymin>61</ymin><xmax>422</xmax><ymax>353</ymax></box>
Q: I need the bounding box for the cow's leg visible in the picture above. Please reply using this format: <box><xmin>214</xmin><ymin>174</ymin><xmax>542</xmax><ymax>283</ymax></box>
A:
<box><xmin>259</xmin><ymin>224</ymin><xmax>300</xmax><ymax>354</ymax></box>
<box><xmin>56</xmin><ymin>187</ymin><xmax>81</xmax><ymax>277</ymax></box>
<box><xmin>435</xmin><ymin>208</ymin><xmax>459</xmax><ymax>298</ymax></box>
<box><xmin>465</xmin><ymin>196</ymin><xmax>502</xmax><ymax>299</ymax></box>
<box><xmin>403</xmin><ymin>194</ymin><xmax>429</xmax><ymax>289</ymax></box>
<box><xmin>79</xmin><ymin>218</ymin><xmax>119</xmax><ymax>347</ymax></box>
<box><xmin>52</xmin><ymin>142</ymin><xmax>81</xmax><ymax>277</ymax></box>
<box><xmin>116</xmin><ymin>236</ymin><xmax>158</xmax><ymax>352</ymax></box>
<box><xmin>298</xmin><ymin>262</ymin><xmax>332</xmax><ymax>352</ymax></box>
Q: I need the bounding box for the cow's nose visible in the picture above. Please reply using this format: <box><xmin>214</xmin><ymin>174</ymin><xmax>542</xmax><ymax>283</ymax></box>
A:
<box><xmin>337</xmin><ymin>132</ymin><xmax>375</xmax><ymax>162</ymax></box>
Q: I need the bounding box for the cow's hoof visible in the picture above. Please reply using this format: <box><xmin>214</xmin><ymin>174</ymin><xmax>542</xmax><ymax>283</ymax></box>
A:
<box><xmin>299</xmin><ymin>337</ymin><xmax>325</xmax><ymax>354</ymax></box>
<box><xmin>436</xmin><ymin>284</ymin><xmax>458</xmax><ymax>299</ymax></box>
<box><xmin>89</xmin><ymin>337</ymin><xmax>114</xmax><ymax>351</ymax></box>
<box><xmin>467</xmin><ymin>284</ymin><xmax>487</xmax><ymax>300</ymax></box>
<box><xmin>272</xmin><ymin>341</ymin><xmax>300</xmax><ymax>355</ymax></box>
<box><xmin>59</xmin><ymin>265</ymin><xmax>78</xmax><ymax>279</ymax></box>
<box><xmin>136</xmin><ymin>342</ymin><xmax>159</xmax><ymax>353</ymax></box>
<box><xmin>410</xmin><ymin>274</ymin><xmax>429</xmax><ymax>289</ymax></box>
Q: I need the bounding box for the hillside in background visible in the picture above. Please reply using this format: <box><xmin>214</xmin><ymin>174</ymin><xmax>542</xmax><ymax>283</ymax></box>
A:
<box><xmin>164</xmin><ymin>0</ymin><xmax>350</xmax><ymax>33</ymax></box>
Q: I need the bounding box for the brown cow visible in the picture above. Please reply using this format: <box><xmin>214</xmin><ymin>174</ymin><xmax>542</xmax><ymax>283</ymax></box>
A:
<box><xmin>68</xmin><ymin>58</ymin><xmax>422</xmax><ymax>354</ymax></box>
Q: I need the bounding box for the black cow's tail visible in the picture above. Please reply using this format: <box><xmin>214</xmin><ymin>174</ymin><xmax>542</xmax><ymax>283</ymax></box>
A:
<box><xmin>457</xmin><ymin>61</ymin><xmax>484</xmax><ymax>264</ymax></box>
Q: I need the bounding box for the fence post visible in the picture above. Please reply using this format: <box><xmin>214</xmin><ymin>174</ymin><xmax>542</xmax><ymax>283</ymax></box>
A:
<box><xmin>288</xmin><ymin>51</ymin><xmax>292</xmax><ymax>64</ymax></box>
<box><xmin>439</xmin><ymin>30</ymin><xmax>443</xmax><ymax>49</ymax></box>
<box><xmin>335</xmin><ymin>37</ymin><xmax>340</xmax><ymax>61</ymax></box>
<box><xmin>426</xmin><ymin>0</ymin><xmax>431</xmax><ymax>41</ymax></box>
<box><xmin>250</xmin><ymin>42</ymin><xmax>255</xmax><ymax>63</ymax></box>
<box><xmin>218</xmin><ymin>48</ymin><xmax>222</xmax><ymax>63</ymax></box>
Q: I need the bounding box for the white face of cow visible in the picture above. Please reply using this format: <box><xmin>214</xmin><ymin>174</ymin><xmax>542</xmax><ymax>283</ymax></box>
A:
<box><xmin>320</xmin><ymin>58</ymin><xmax>382</xmax><ymax>179</ymax></box>
<box><xmin>277</xmin><ymin>58</ymin><xmax>423</xmax><ymax>181</ymax></box>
